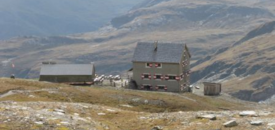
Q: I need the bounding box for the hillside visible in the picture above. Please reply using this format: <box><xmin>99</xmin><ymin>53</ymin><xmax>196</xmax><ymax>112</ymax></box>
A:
<box><xmin>191</xmin><ymin>21</ymin><xmax>275</xmax><ymax>102</ymax></box>
<box><xmin>1</xmin><ymin>0</ymin><xmax>275</xmax><ymax>78</ymax></box>
<box><xmin>1</xmin><ymin>78</ymin><xmax>270</xmax><ymax>130</ymax></box>
<box><xmin>0</xmin><ymin>0</ymin><xmax>144</xmax><ymax>40</ymax></box>
<box><xmin>0</xmin><ymin>78</ymin><xmax>247</xmax><ymax>112</ymax></box>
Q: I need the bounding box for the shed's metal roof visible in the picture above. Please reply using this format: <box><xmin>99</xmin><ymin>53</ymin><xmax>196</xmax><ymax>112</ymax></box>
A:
<box><xmin>132</xmin><ymin>42</ymin><xmax>185</xmax><ymax>63</ymax></box>
<box><xmin>40</xmin><ymin>64</ymin><xmax>94</xmax><ymax>76</ymax></box>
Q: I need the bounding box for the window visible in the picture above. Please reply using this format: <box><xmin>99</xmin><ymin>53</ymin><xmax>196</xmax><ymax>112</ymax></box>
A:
<box><xmin>153</xmin><ymin>74</ymin><xmax>163</xmax><ymax>80</ymax></box>
<box><xmin>155</xmin><ymin>85</ymin><xmax>167</xmax><ymax>91</ymax></box>
<box><xmin>155</xmin><ymin>63</ymin><xmax>162</xmax><ymax>68</ymax></box>
<box><xmin>141</xmin><ymin>73</ymin><xmax>151</xmax><ymax>80</ymax></box>
<box><xmin>141</xmin><ymin>84</ymin><xmax>152</xmax><ymax>90</ymax></box>
<box><xmin>146</xmin><ymin>63</ymin><xmax>153</xmax><ymax>68</ymax></box>
<box><xmin>165</xmin><ymin>75</ymin><xmax>181</xmax><ymax>81</ymax></box>
<box><xmin>182</xmin><ymin>61</ymin><xmax>187</xmax><ymax>66</ymax></box>
<box><xmin>169</xmin><ymin>75</ymin><xmax>176</xmax><ymax>80</ymax></box>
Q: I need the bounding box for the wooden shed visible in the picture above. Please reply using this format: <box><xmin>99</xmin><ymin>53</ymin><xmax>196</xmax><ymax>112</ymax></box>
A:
<box><xmin>39</xmin><ymin>63</ymin><xmax>95</xmax><ymax>85</ymax></box>
<box><xmin>203</xmin><ymin>82</ymin><xmax>221</xmax><ymax>96</ymax></box>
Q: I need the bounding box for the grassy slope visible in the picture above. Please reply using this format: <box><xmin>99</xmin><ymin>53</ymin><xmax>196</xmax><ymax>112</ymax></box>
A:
<box><xmin>193</xmin><ymin>33</ymin><xmax>275</xmax><ymax>90</ymax></box>
<box><xmin>0</xmin><ymin>78</ymin><xmax>247</xmax><ymax>112</ymax></box>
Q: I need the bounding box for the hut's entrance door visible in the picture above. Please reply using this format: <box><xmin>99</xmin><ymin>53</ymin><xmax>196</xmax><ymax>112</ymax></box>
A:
<box><xmin>54</xmin><ymin>77</ymin><xmax>58</xmax><ymax>83</ymax></box>
<box><xmin>144</xmin><ymin>85</ymin><xmax>151</xmax><ymax>91</ymax></box>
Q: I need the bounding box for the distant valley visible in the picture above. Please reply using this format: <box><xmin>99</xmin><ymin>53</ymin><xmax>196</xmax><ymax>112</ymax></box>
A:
<box><xmin>0</xmin><ymin>0</ymin><xmax>144</xmax><ymax>40</ymax></box>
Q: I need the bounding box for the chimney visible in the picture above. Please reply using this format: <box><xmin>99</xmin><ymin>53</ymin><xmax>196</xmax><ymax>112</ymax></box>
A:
<box><xmin>154</xmin><ymin>41</ymin><xmax>158</xmax><ymax>51</ymax></box>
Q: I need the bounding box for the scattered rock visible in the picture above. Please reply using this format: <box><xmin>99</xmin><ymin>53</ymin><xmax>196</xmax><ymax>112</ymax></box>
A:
<box><xmin>82</xmin><ymin>105</ymin><xmax>89</xmax><ymax>109</ymax></box>
<box><xmin>120</xmin><ymin>104</ymin><xmax>133</xmax><ymax>108</ymax></box>
<box><xmin>54</xmin><ymin>109</ymin><xmax>65</xmax><ymax>113</ymax></box>
<box><xmin>250</xmin><ymin>121</ymin><xmax>263</xmax><ymax>126</ymax></box>
<box><xmin>35</xmin><ymin>121</ymin><xmax>44</xmax><ymax>125</ymax></box>
<box><xmin>54</xmin><ymin>112</ymin><xmax>65</xmax><ymax>116</ymax></box>
<box><xmin>98</xmin><ymin>113</ymin><xmax>106</xmax><ymax>116</ymax></box>
<box><xmin>132</xmin><ymin>98</ymin><xmax>140</xmax><ymax>102</ymax></box>
<box><xmin>259</xmin><ymin>111</ymin><xmax>271</xmax><ymax>116</ymax></box>
<box><xmin>21</xmin><ymin>107</ymin><xmax>28</xmax><ymax>110</ymax></box>
<box><xmin>139</xmin><ymin>116</ymin><xmax>147</xmax><ymax>120</ymax></box>
<box><xmin>267</xmin><ymin>127</ymin><xmax>274</xmax><ymax>130</ymax></box>
<box><xmin>268</xmin><ymin>123</ymin><xmax>275</xmax><ymax>126</ymax></box>
<box><xmin>144</xmin><ymin>100</ymin><xmax>149</xmax><ymax>104</ymax></box>
<box><xmin>29</xmin><ymin>95</ymin><xmax>35</xmax><ymax>98</ymax></box>
<box><xmin>151</xmin><ymin>126</ymin><xmax>163</xmax><ymax>130</ymax></box>
<box><xmin>239</xmin><ymin>111</ymin><xmax>257</xmax><ymax>117</ymax></box>
<box><xmin>223</xmin><ymin>120</ymin><xmax>238</xmax><ymax>127</ymax></box>
<box><xmin>61</xmin><ymin>121</ymin><xmax>69</xmax><ymax>125</ymax></box>
<box><xmin>196</xmin><ymin>114</ymin><xmax>217</xmax><ymax>120</ymax></box>
<box><xmin>106</xmin><ymin>109</ymin><xmax>116</xmax><ymax>113</ymax></box>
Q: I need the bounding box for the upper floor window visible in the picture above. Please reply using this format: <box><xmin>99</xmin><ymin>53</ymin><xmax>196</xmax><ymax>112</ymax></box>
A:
<box><xmin>146</xmin><ymin>63</ymin><xmax>153</xmax><ymax>68</ymax></box>
<box><xmin>155</xmin><ymin>63</ymin><xmax>162</xmax><ymax>68</ymax></box>
<box><xmin>146</xmin><ymin>63</ymin><xmax>162</xmax><ymax>68</ymax></box>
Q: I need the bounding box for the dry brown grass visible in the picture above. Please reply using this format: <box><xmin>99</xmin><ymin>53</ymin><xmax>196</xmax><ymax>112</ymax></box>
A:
<box><xmin>0</xmin><ymin>78</ymin><xmax>247</xmax><ymax>113</ymax></box>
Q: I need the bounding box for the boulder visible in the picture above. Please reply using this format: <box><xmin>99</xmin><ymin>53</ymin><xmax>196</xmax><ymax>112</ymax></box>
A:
<box><xmin>54</xmin><ymin>109</ymin><xmax>65</xmax><ymax>113</ymax></box>
<box><xmin>151</xmin><ymin>126</ymin><xmax>163</xmax><ymax>130</ymax></box>
<box><xmin>239</xmin><ymin>111</ymin><xmax>257</xmax><ymax>116</ymax></box>
<box><xmin>98</xmin><ymin>113</ymin><xmax>106</xmax><ymax>116</ymax></box>
<box><xmin>196</xmin><ymin>114</ymin><xmax>217</xmax><ymax>120</ymax></box>
<box><xmin>250</xmin><ymin>121</ymin><xmax>263</xmax><ymax>126</ymax></box>
<box><xmin>223</xmin><ymin>120</ymin><xmax>238</xmax><ymax>127</ymax></box>
<box><xmin>35</xmin><ymin>121</ymin><xmax>44</xmax><ymax>125</ymax></box>
<box><xmin>268</xmin><ymin>123</ymin><xmax>275</xmax><ymax>126</ymax></box>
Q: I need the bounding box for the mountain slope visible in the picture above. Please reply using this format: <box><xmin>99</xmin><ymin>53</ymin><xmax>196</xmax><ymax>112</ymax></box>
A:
<box><xmin>0</xmin><ymin>0</ymin><xmax>275</xmax><ymax>79</ymax></box>
<box><xmin>191</xmin><ymin>21</ymin><xmax>275</xmax><ymax>102</ymax></box>
<box><xmin>0</xmin><ymin>0</ymin><xmax>144</xmax><ymax>40</ymax></box>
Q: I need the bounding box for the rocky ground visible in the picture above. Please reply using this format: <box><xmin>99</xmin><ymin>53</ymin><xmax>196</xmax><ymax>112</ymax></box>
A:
<box><xmin>1</xmin><ymin>78</ymin><xmax>275</xmax><ymax>130</ymax></box>
<box><xmin>1</xmin><ymin>101</ymin><xmax>275</xmax><ymax>130</ymax></box>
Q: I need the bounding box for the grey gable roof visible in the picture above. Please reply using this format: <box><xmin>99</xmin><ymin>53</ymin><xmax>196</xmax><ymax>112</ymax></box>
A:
<box><xmin>40</xmin><ymin>64</ymin><xmax>94</xmax><ymax>76</ymax></box>
<box><xmin>132</xmin><ymin>42</ymin><xmax>185</xmax><ymax>63</ymax></box>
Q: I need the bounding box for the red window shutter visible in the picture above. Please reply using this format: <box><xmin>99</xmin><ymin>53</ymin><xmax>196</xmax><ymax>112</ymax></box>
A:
<box><xmin>153</xmin><ymin>74</ymin><xmax>156</xmax><ymax>79</ymax></box>
<box><xmin>181</xmin><ymin>85</ymin><xmax>184</xmax><ymax>91</ymax></box>
<box><xmin>161</xmin><ymin>75</ymin><xmax>165</xmax><ymax>80</ymax></box>
<box><xmin>149</xmin><ymin>63</ymin><xmax>153</xmax><ymax>67</ymax></box>
<box><xmin>150</xmin><ymin>85</ymin><xmax>153</xmax><ymax>90</ymax></box>
<box><xmin>141</xmin><ymin>85</ymin><xmax>144</xmax><ymax>89</ymax></box>
<box><xmin>155</xmin><ymin>86</ymin><xmax>159</xmax><ymax>90</ymax></box>
<box><xmin>148</xmin><ymin>74</ymin><xmax>152</xmax><ymax>79</ymax></box>
<box><xmin>141</xmin><ymin>74</ymin><xmax>144</xmax><ymax>79</ymax></box>
<box><xmin>164</xmin><ymin>86</ymin><xmax>168</xmax><ymax>91</ymax></box>
<box><xmin>176</xmin><ymin>76</ymin><xmax>180</xmax><ymax>81</ymax></box>
<box><xmin>165</xmin><ymin>75</ymin><xmax>169</xmax><ymax>80</ymax></box>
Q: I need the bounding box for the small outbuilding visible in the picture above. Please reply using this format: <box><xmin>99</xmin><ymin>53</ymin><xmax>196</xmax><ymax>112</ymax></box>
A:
<box><xmin>39</xmin><ymin>62</ymin><xmax>95</xmax><ymax>85</ymax></box>
<box><xmin>203</xmin><ymin>82</ymin><xmax>222</xmax><ymax>96</ymax></box>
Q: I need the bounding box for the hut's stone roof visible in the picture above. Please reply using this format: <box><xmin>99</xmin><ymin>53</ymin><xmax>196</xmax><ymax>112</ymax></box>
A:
<box><xmin>132</xmin><ymin>42</ymin><xmax>186</xmax><ymax>63</ymax></box>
